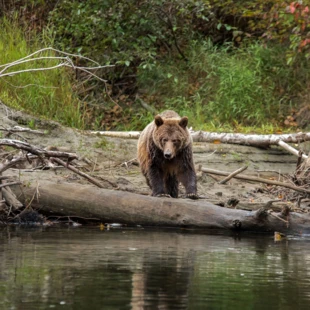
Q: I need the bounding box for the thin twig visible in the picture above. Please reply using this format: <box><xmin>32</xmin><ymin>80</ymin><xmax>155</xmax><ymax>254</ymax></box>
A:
<box><xmin>269</xmin><ymin>211</ymin><xmax>289</xmax><ymax>225</ymax></box>
<box><xmin>0</xmin><ymin>63</ymin><xmax>69</xmax><ymax>77</ymax></box>
<box><xmin>0</xmin><ymin>47</ymin><xmax>114</xmax><ymax>85</ymax></box>
<box><xmin>0</xmin><ymin>47</ymin><xmax>102</xmax><ymax>68</ymax></box>
<box><xmin>0</xmin><ymin>56</ymin><xmax>69</xmax><ymax>74</ymax></box>
<box><xmin>219</xmin><ymin>166</ymin><xmax>248</xmax><ymax>184</ymax></box>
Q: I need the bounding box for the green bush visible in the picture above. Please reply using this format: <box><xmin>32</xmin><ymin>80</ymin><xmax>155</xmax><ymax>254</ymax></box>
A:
<box><xmin>49</xmin><ymin>0</ymin><xmax>210</xmax><ymax>64</ymax></box>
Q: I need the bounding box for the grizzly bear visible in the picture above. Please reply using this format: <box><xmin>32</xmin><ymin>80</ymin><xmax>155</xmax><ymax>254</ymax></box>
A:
<box><xmin>137</xmin><ymin>110</ymin><xmax>198</xmax><ymax>199</ymax></box>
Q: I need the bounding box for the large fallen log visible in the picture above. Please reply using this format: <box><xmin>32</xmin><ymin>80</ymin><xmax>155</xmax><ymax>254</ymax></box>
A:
<box><xmin>91</xmin><ymin>130</ymin><xmax>310</xmax><ymax>147</ymax></box>
<box><xmin>12</xmin><ymin>181</ymin><xmax>310</xmax><ymax>234</ymax></box>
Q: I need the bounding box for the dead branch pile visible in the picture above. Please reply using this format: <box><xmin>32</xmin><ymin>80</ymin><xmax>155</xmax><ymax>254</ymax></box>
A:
<box><xmin>0</xmin><ymin>137</ymin><xmax>80</xmax><ymax>224</ymax></box>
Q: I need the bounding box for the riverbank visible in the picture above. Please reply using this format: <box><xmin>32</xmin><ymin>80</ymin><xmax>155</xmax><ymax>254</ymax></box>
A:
<box><xmin>1</xmin><ymin>102</ymin><xmax>310</xmax><ymax>230</ymax></box>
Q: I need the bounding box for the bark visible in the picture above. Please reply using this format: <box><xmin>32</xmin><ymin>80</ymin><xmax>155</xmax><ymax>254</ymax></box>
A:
<box><xmin>12</xmin><ymin>181</ymin><xmax>310</xmax><ymax>234</ymax></box>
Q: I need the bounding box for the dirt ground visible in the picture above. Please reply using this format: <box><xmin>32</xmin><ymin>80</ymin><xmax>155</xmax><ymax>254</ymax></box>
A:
<box><xmin>1</xmin><ymin>102</ymin><xmax>309</xmax><ymax>212</ymax></box>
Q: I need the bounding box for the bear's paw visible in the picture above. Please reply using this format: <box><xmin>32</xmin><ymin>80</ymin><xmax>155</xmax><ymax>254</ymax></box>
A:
<box><xmin>155</xmin><ymin>193</ymin><xmax>172</xmax><ymax>198</ymax></box>
<box><xmin>186</xmin><ymin>193</ymin><xmax>199</xmax><ymax>200</ymax></box>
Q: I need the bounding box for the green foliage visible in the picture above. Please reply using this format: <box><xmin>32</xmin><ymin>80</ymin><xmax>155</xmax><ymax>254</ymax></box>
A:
<box><xmin>2</xmin><ymin>1</ymin><xmax>310</xmax><ymax>133</ymax></box>
<box><xmin>137</xmin><ymin>40</ymin><xmax>309</xmax><ymax>131</ymax></box>
<box><xmin>0</xmin><ymin>17</ymin><xmax>84</xmax><ymax>128</ymax></box>
<box><xmin>264</xmin><ymin>1</ymin><xmax>310</xmax><ymax>64</ymax></box>
<box><xmin>49</xmin><ymin>0</ymin><xmax>210</xmax><ymax>64</ymax></box>
<box><xmin>209</xmin><ymin>0</ymin><xmax>310</xmax><ymax>64</ymax></box>
<box><xmin>209</xmin><ymin>47</ymin><xmax>275</xmax><ymax>126</ymax></box>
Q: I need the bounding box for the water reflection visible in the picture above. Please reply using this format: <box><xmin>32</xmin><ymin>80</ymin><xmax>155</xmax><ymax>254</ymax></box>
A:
<box><xmin>0</xmin><ymin>227</ymin><xmax>310</xmax><ymax>309</ymax></box>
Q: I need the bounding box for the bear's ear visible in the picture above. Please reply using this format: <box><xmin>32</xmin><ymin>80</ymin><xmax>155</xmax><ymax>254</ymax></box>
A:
<box><xmin>179</xmin><ymin>116</ymin><xmax>188</xmax><ymax>129</ymax></box>
<box><xmin>155</xmin><ymin>115</ymin><xmax>164</xmax><ymax>127</ymax></box>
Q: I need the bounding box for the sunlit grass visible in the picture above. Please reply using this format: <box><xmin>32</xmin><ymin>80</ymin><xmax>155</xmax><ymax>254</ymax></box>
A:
<box><xmin>0</xmin><ymin>16</ymin><xmax>84</xmax><ymax>128</ymax></box>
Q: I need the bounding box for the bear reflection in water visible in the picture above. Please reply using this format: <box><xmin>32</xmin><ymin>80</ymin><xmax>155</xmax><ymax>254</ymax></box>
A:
<box><xmin>137</xmin><ymin>110</ymin><xmax>198</xmax><ymax>199</ymax></box>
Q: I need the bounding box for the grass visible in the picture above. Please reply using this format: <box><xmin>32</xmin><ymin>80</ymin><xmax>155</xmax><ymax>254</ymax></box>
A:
<box><xmin>0</xmin><ymin>17</ymin><xmax>84</xmax><ymax>128</ymax></box>
<box><xmin>136</xmin><ymin>40</ymin><xmax>309</xmax><ymax>133</ymax></box>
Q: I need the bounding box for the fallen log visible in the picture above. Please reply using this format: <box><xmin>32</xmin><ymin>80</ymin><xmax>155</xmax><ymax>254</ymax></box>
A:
<box><xmin>191</xmin><ymin>131</ymin><xmax>310</xmax><ymax>147</ymax></box>
<box><xmin>90</xmin><ymin>130</ymin><xmax>310</xmax><ymax>147</ymax></box>
<box><xmin>11</xmin><ymin>181</ymin><xmax>310</xmax><ymax>233</ymax></box>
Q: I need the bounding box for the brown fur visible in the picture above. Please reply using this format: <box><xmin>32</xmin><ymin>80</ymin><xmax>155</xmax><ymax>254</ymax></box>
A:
<box><xmin>137</xmin><ymin>110</ymin><xmax>197</xmax><ymax>199</ymax></box>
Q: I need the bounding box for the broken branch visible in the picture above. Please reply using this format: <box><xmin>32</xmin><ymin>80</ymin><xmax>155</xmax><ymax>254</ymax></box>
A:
<box><xmin>201</xmin><ymin>167</ymin><xmax>310</xmax><ymax>194</ymax></box>
<box><xmin>277</xmin><ymin>140</ymin><xmax>308</xmax><ymax>159</ymax></box>
<box><xmin>0</xmin><ymin>125</ymin><xmax>45</xmax><ymax>135</ymax></box>
<box><xmin>219</xmin><ymin>166</ymin><xmax>248</xmax><ymax>184</ymax></box>
<box><xmin>50</xmin><ymin>157</ymin><xmax>105</xmax><ymax>188</ymax></box>
<box><xmin>0</xmin><ymin>139</ymin><xmax>77</xmax><ymax>161</ymax></box>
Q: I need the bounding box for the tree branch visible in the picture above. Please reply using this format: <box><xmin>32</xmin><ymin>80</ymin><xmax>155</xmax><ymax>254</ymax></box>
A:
<box><xmin>201</xmin><ymin>167</ymin><xmax>310</xmax><ymax>194</ymax></box>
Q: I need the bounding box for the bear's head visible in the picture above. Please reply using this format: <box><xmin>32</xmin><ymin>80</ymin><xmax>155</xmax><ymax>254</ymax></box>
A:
<box><xmin>153</xmin><ymin>114</ymin><xmax>190</xmax><ymax>160</ymax></box>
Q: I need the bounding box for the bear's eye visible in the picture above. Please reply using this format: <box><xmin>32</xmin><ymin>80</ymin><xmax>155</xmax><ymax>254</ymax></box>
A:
<box><xmin>172</xmin><ymin>139</ymin><xmax>180</xmax><ymax>144</ymax></box>
<box><xmin>162</xmin><ymin>138</ymin><xmax>168</xmax><ymax>143</ymax></box>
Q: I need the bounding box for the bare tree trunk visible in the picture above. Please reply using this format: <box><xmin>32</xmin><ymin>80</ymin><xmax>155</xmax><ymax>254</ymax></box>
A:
<box><xmin>91</xmin><ymin>131</ymin><xmax>310</xmax><ymax>147</ymax></box>
<box><xmin>191</xmin><ymin>131</ymin><xmax>310</xmax><ymax>147</ymax></box>
<box><xmin>11</xmin><ymin>181</ymin><xmax>310</xmax><ymax>233</ymax></box>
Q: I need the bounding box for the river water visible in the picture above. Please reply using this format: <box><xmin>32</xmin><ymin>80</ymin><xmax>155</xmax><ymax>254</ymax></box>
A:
<box><xmin>1</xmin><ymin>226</ymin><xmax>310</xmax><ymax>310</ymax></box>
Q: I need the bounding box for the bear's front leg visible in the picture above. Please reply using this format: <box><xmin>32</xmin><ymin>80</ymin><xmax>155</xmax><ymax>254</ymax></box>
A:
<box><xmin>147</xmin><ymin>165</ymin><xmax>167</xmax><ymax>197</ymax></box>
<box><xmin>179</xmin><ymin>168</ymin><xmax>198</xmax><ymax>200</ymax></box>
<box><xmin>165</xmin><ymin>174</ymin><xmax>179</xmax><ymax>198</ymax></box>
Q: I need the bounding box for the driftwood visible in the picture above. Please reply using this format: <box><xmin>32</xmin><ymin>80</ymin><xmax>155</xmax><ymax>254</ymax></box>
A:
<box><xmin>91</xmin><ymin>130</ymin><xmax>310</xmax><ymax>147</ymax></box>
<box><xmin>91</xmin><ymin>130</ymin><xmax>141</xmax><ymax>139</ymax></box>
<box><xmin>2</xmin><ymin>187</ymin><xmax>23</xmax><ymax>210</ymax></box>
<box><xmin>277</xmin><ymin>140</ymin><xmax>308</xmax><ymax>159</ymax></box>
<box><xmin>293</xmin><ymin>153</ymin><xmax>310</xmax><ymax>187</ymax></box>
<box><xmin>218</xmin><ymin>166</ymin><xmax>248</xmax><ymax>184</ymax></box>
<box><xmin>0</xmin><ymin>125</ymin><xmax>45</xmax><ymax>135</ymax></box>
<box><xmin>11</xmin><ymin>181</ymin><xmax>310</xmax><ymax>233</ymax></box>
<box><xmin>0</xmin><ymin>139</ymin><xmax>77</xmax><ymax>162</ymax></box>
<box><xmin>50</xmin><ymin>157</ymin><xmax>105</xmax><ymax>188</ymax></box>
<box><xmin>191</xmin><ymin>131</ymin><xmax>310</xmax><ymax>147</ymax></box>
<box><xmin>201</xmin><ymin>167</ymin><xmax>310</xmax><ymax>195</ymax></box>
<box><xmin>0</xmin><ymin>139</ymin><xmax>81</xmax><ymax>222</ymax></box>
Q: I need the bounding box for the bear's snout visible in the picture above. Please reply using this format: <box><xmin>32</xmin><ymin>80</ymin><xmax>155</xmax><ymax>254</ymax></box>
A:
<box><xmin>163</xmin><ymin>141</ymin><xmax>175</xmax><ymax>159</ymax></box>
<box><xmin>164</xmin><ymin>151</ymin><xmax>172</xmax><ymax>159</ymax></box>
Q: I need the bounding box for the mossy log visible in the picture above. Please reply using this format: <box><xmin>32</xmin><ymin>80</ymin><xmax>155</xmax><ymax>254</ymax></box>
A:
<box><xmin>12</xmin><ymin>181</ymin><xmax>310</xmax><ymax>234</ymax></box>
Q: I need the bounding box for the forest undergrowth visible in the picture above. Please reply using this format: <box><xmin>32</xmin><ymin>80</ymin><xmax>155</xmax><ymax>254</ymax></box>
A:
<box><xmin>0</xmin><ymin>1</ymin><xmax>310</xmax><ymax>133</ymax></box>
